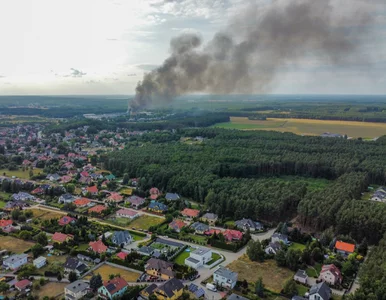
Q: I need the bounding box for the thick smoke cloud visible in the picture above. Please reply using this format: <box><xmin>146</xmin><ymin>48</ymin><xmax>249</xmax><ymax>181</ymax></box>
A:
<box><xmin>131</xmin><ymin>0</ymin><xmax>373</xmax><ymax>110</ymax></box>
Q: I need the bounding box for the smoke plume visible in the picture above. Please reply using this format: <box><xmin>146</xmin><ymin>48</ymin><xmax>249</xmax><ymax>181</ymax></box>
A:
<box><xmin>131</xmin><ymin>0</ymin><xmax>374</xmax><ymax>110</ymax></box>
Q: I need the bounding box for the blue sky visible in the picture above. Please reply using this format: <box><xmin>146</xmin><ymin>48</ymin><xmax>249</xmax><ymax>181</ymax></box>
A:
<box><xmin>0</xmin><ymin>0</ymin><xmax>385</xmax><ymax>95</ymax></box>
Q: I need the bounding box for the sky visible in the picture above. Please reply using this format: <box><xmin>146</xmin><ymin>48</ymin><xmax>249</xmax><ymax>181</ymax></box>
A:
<box><xmin>0</xmin><ymin>0</ymin><xmax>386</xmax><ymax>95</ymax></box>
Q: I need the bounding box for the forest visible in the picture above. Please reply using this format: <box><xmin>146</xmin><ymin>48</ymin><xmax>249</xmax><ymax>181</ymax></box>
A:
<box><xmin>105</xmin><ymin>128</ymin><xmax>386</xmax><ymax>244</ymax></box>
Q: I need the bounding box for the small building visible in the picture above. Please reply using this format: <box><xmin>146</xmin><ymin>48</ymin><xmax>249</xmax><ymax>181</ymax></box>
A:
<box><xmin>137</xmin><ymin>246</ymin><xmax>154</xmax><ymax>257</ymax></box>
<box><xmin>214</xmin><ymin>266</ymin><xmax>238</xmax><ymax>289</ymax></box>
<box><xmin>148</xmin><ymin>200</ymin><xmax>168</xmax><ymax>213</ymax></box>
<box><xmin>149</xmin><ymin>187</ymin><xmax>161</xmax><ymax>200</ymax></box>
<box><xmin>98</xmin><ymin>277</ymin><xmax>128</xmax><ymax>300</ymax></box>
<box><xmin>126</xmin><ymin>195</ymin><xmax>145</xmax><ymax>209</ymax></box>
<box><xmin>15</xmin><ymin>279</ymin><xmax>32</xmax><ymax>292</ymax></box>
<box><xmin>33</xmin><ymin>256</ymin><xmax>47</xmax><ymax>269</ymax></box>
<box><xmin>116</xmin><ymin>251</ymin><xmax>128</xmax><ymax>260</ymax></box>
<box><xmin>11</xmin><ymin>192</ymin><xmax>36</xmax><ymax>201</ymax></box>
<box><xmin>58</xmin><ymin>216</ymin><xmax>76</xmax><ymax>226</ymax></box>
<box><xmin>111</xmin><ymin>231</ymin><xmax>133</xmax><ymax>246</ymax></box>
<box><xmin>318</xmin><ymin>264</ymin><xmax>343</xmax><ymax>285</ymax></box>
<box><xmin>271</xmin><ymin>233</ymin><xmax>289</xmax><ymax>245</ymax></box>
<box><xmin>3</xmin><ymin>254</ymin><xmax>28</xmax><ymax>270</ymax></box>
<box><xmin>235</xmin><ymin>218</ymin><xmax>263</xmax><ymax>232</ymax></box>
<box><xmin>106</xmin><ymin>192</ymin><xmax>124</xmax><ymax>204</ymax></box>
<box><xmin>190</xmin><ymin>222</ymin><xmax>209</xmax><ymax>235</ymax></box>
<box><xmin>154</xmin><ymin>278</ymin><xmax>184</xmax><ymax>300</ymax></box>
<box><xmin>73</xmin><ymin>198</ymin><xmax>92</xmax><ymax>208</ymax></box>
<box><xmin>86</xmin><ymin>185</ymin><xmax>98</xmax><ymax>195</ymax></box>
<box><xmin>201</xmin><ymin>213</ymin><xmax>218</xmax><ymax>225</ymax></box>
<box><xmin>181</xmin><ymin>208</ymin><xmax>200</xmax><ymax>220</ymax></box>
<box><xmin>65</xmin><ymin>280</ymin><xmax>90</xmax><ymax>300</ymax></box>
<box><xmin>64</xmin><ymin>257</ymin><xmax>88</xmax><ymax>276</ymax></box>
<box><xmin>145</xmin><ymin>258</ymin><xmax>175</xmax><ymax>280</ymax></box>
<box><xmin>223</xmin><ymin>229</ymin><xmax>243</xmax><ymax>242</ymax></box>
<box><xmin>88</xmin><ymin>205</ymin><xmax>107</xmax><ymax>215</ymax></box>
<box><xmin>265</xmin><ymin>241</ymin><xmax>282</xmax><ymax>255</ymax></box>
<box><xmin>294</xmin><ymin>269</ymin><xmax>308</xmax><ymax>284</ymax></box>
<box><xmin>335</xmin><ymin>240</ymin><xmax>355</xmax><ymax>256</ymax></box>
<box><xmin>185</xmin><ymin>248</ymin><xmax>212</xmax><ymax>269</ymax></box>
<box><xmin>59</xmin><ymin>193</ymin><xmax>76</xmax><ymax>203</ymax></box>
<box><xmin>169</xmin><ymin>219</ymin><xmax>186</xmax><ymax>233</ymax></box>
<box><xmin>89</xmin><ymin>240</ymin><xmax>108</xmax><ymax>254</ymax></box>
<box><xmin>0</xmin><ymin>219</ymin><xmax>13</xmax><ymax>232</ymax></box>
<box><xmin>309</xmin><ymin>282</ymin><xmax>332</xmax><ymax>300</ymax></box>
<box><xmin>165</xmin><ymin>193</ymin><xmax>180</xmax><ymax>201</ymax></box>
<box><xmin>116</xmin><ymin>208</ymin><xmax>139</xmax><ymax>219</ymax></box>
<box><xmin>52</xmin><ymin>232</ymin><xmax>73</xmax><ymax>244</ymax></box>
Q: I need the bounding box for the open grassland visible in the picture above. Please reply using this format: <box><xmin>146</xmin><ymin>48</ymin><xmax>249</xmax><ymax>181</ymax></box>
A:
<box><xmin>0</xmin><ymin>236</ymin><xmax>34</xmax><ymax>253</ymax></box>
<box><xmin>33</xmin><ymin>282</ymin><xmax>67</xmax><ymax>299</ymax></box>
<box><xmin>85</xmin><ymin>264</ymin><xmax>140</xmax><ymax>282</ymax></box>
<box><xmin>213</xmin><ymin>117</ymin><xmax>386</xmax><ymax>138</ymax></box>
<box><xmin>128</xmin><ymin>215</ymin><xmax>165</xmax><ymax>230</ymax></box>
<box><xmin>27</xmin><ymin>208</ymin><xmax>66</xmax><ymax>220</ymax></box>
<box><xmin>0</xmin><ymin>168</ymin><xmax>44</xmax><ymax>179</ymax></box>
<box><xmin>227</xmin><ymin>255</ymin><xmax>294</xmax><ymax>293</ymax></box>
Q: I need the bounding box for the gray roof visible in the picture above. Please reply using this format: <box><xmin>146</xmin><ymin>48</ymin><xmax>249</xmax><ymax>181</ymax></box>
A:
<box><xmin>165</xmin><ymin>193</ymin><xmax>180</xmax><ymax>201</ymax></box>
<box><xmin>33</xmin><ymin>256</ymin><xmax>46</xmax><ymax>264</ymax></box>
<box><xmin>272</xmin><ymin>233</ymin><xmax>288</xmax><ymax>241</ymax></box>
<box><xmin>202</xmin><ymin>212</ymin><xmax>218</xmax><ymax>220</ymax></box>
<box><xmin>295</xmin><ymin>269</ymin><xmax>308</xmax><ymax>279</ymax></box>
<box><xmin>192</xmin><ymin>248</ymin><xmax>211</xmax><ymax>256</ymax></box>
<box><xmin>228</xmin><ymin>294</ymin><xmax>249</xmax><ymax>300</ymax></box>
<box><xmin>65</xmin><ymin>280</ymin><xmax>89</xmax><ymax>294</ymax></box>
<box><xmin>235</xmin><ymin>218</ymin><xmax>262</xmax><ymax>230</ymax></box>
<box><xmin>157</xmin><ymin>278</ymin><xmax>184</xmax><ymax>298</ymax></box>
<box><xmin>3</xmin><ymin>254</ymin><xmax>28</xmax><ymax>265</ymax></box>
<box><xmin>186</xmin><ymin>257</ymin><xmax>200</xmax><ymax>264</ymax></box>
<box><xmin>138</xmin><ymin>246</ymin><xmax>154</xmax><ymax>255</ymax></box>
<box><xmin>267</xmin><ymin>241</ymin><xmax>282</xmax><ymax>252</ymax></box>
<box><xmin>155</xmin><ymin>238</ymin><xmax>183</xmax><ymax>248</ymax></box>
<box><xmin>309</xmin><ymin>282</ymin><xmax>331</xmax><ymax>300</ymax></box>
<box><xmin>190</xmin><ymin>222</ymin><xmax>209</xmax><ymax>232</ymax></box>
<box><xmin>292</xmin><ymin>297</ymin><xmax>307</xmax><ymax>300</ymax></box>
<box><xmin>111</xmin><ymin>231</ymin><xmax>132</xmax><ymax>245</ymax></box>
<box><xmin>214</xmin><ymin>266</ymin><xmax>238</xmax><ymax>282</ymax></box>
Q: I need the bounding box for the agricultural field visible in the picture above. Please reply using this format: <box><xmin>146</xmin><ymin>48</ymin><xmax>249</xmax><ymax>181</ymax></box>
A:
<box><xmin>85</xmin><ymin>264</ymin><xmax>141</xmax><ymax>282</ymax></box>
<box><xmin>213</xmin><ymin>117</ymin><xmax>386</xmax><ymax>138</ymax></box>
<box><xmin>33</xmin><ymin>282</ymin><xmax>67</xmax><ymax>299</ymax></box>
<box><xmin>0</xmin><ymin>168</ymin><xmax>44</xmax><ymax>179</ymax></box>
<box><xmin>128</xmin><ymin>215</ymin><xmax>165</xmax><ymax>230</ymax></box>
<box><xmin>227</xmin><ymin>254</ymin><xmax>294</xmax><ymax>293</ymax></box>
<box><xmin>0</xmin><ymin>236</ymin><xmax>35</xmax><ymax>253</ymax></box>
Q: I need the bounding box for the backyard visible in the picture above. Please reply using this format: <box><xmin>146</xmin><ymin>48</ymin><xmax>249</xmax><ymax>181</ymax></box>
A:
<box><xmin>0</xmin><ymin>236</ymin><xmax>35</xmax><ymax>253</ymax></box>
<box><xmin>173</xmin><ymin>247</ymin><xmax>194</xmax><ymax>265</ymax></box>
<box><xmin>84</xmin><ymin>263</ymin><xmax>141</xmax><ymax>282</ymax></box>
<box><xmin>289</xmin><ymin>242</ymin><xmax>306</xmax><ymax>251</ymax></box>
<box><xmin>206</xmin><ymin>253</ymin><xmax>222</xmax><ymax>265</ymax></box>
<box><xmin>33</xmin><ymin>282</ymin><xmax>67</xmax><ymax>299</ymax></box>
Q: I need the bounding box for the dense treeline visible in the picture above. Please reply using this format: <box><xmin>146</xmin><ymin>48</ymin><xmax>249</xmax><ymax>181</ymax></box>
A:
<box><xmin>105</xmin><ymin>128</ymin><xmax>386</xmax><ymax>243</ymax></box>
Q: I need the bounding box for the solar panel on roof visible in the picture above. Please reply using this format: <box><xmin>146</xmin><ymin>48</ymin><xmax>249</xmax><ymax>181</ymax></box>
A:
<box><xmin>106</xmin><ymin>283</ymin><xmax>116</xmax><ymax>292</ymax></box>
<box><xmin>195</xmin><ymin>288</ymin><xmax>205</xmax><ymax>298</ymax></box>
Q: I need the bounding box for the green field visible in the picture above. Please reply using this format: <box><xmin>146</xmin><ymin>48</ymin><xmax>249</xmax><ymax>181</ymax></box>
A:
<box><xmin>128</xmin><ymin>215</ymin><xmax>165</xmax><ymax>230</ymax></box>
<box><xmin>173</xmin><ymin>247</ymin><xmax>194</xmax><ymax>265</ymax></box>
<box><xmin>0</xmin><ymin>168</ymin><xmax>44</xmax><ymax>179</ymax></box>
<box><xmin>289</xmin><ymin>242</ymin><xmax>306</xmax><ymax>251</ymax></box>
<box><xmin>213</xmin><ymin>117</ymin><xmax>386</xmax><ymax>138</ymax></box>
<box><xmin>0</xmin><ymin>200</ymin><xmax>6</xmax><ymax>208</ymax></box>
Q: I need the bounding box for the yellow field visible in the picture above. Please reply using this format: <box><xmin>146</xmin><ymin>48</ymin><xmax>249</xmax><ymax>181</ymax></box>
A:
<box><xmin>26</xmin><ymin>208</ymin><xmax>66</xmax><ymax>220</ymax></box>
<box><xmin>33</xmin><ymin>282</ymin><xmax>67</xmax><ymax>299</ymax></box>
<box><xmin>0</xmin><ymin>236</ymin><xmax>35</xmax><ymax>253</ymax></box>
<box><xmin>84</xmin><ymin>264</ymin><xmax>140</xmax><ymax>282</ymax></box>
<box><xmin>214</xmin><ymin>117</ymin><xmax>386</xmax><ymax>138</ymax></box>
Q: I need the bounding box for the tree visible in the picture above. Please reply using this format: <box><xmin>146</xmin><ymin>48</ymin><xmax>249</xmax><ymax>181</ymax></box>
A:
<box><xmin>311</xmin><ymin>247</ymin><xmax>324</xmax><ymax>263</ymax></box>
<box><xmin>283</xmin><ymin>279</ymin><xmax>297</xmax><ymax>296</ymax></box>
<box><xmin>35</xmin><ymin>232</ymin><xmax>48</xmax><ymax>246</ymax></box>
<box><xmin>255</xmin><ymin>277</ymin><xmax>265</xmax><ymax>297</ymax></box>
<box><xmin>0</xmin><ymin>282</ymin><xmax>9</xmax><ymax>294</ymax></box>
<box><xmin>90</xmin><ymin>274</ymin><xmax>103</xmax><ymax>292</ymax></box>
<box><xmin>358</xmin><ymin>238</ymin><xmax>368</xmax><ymax>256</ymax></box>
<box><xmin>247</xmin><ymin>240</ymin><xmax>265</xmax><ymax>262</ymax></box>
<box><xmin>57</xmin><ymin>273</ymin><xmax>62</xmax><ymax>282</ymax></box>
<box><xmin>109</xmin><ymin>274</ymin><xmax>115</xmax><ymax>280</ymax></box>
<box><xmin>29</xmin><ymin>169</ymin><xmax>34</xmax><ymax>178</ymax></box>
<box><xmin>286</xmin><ymin>249</ymin><xmax>301</xmax><ymax>271</ymax></box>
<box><xmin>342</xmin><ymin>260</ymin><xmax>357</xmax><ymax>277</ymax></box>
<box><xmin>275</xmin><ymin>250</ymin><xmax>287</xmax><ymax>267</ymax></box>
<box><xmin>19</xmin><ymin>230</ymin><xmax>32</xmax><ymax>240</ymax></box>
<box><xmin>68</xmin><ymin>271</ymin><xmax>78</xmax><ymax>283</ymax></box>
<box><xmin>11</xmin><ymin>209</ymin><xmax>21</xmax><ymax>221</ymax></box>
<box><xmin>31</xmin><ymin>243</ymin><xmax>44</xmax><ymax>258</ymax></box>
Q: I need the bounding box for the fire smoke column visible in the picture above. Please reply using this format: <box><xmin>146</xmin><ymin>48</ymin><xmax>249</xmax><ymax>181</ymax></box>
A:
<box><xmin>131</xmin><ymin>0</ymin><xmax>375</xmax><ymax>110</ymax></box>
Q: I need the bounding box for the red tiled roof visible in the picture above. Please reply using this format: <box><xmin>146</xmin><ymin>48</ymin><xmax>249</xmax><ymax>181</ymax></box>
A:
<box><xmin>181</xmin><ymin>208</ymin><xmax>200</xmax><ymax>218</ymax></box>
<box><xmin>88</xmin><ymin>205</ymin><xmax>106</xmax><ymax>214</ymax></box>
<box><xmin>223</xmin><ymin>229</ymin><xmax>243</xmax><ymax>241</ymax></box>
<box><xmin>335</xmin><ymin>241</ymin><xmax>355</xmax><ymax>253</ymax></box>
<box><xmin>0</xmin><ymin>219</ymin><xmax>13</xmax><ymax>228</ymax></box>
<box><xmin>169</xmin><ymin>219</ymin><xmax>186</xmax><ymax>230</ymax></box>
<box><xmin>150</xmin><ymin>187</ymin><xmax>160</xmax><ymax>195</ymax></box>
<box><xmin>102</xmin><ymin>277</ymin><xmax>128</xmax><ymax>295</ymax></box>
<box><xmin>74</xmin><ymin>198</ymin><xmax>91</xmax><ymax>207</ymax></box>
<box><xmin>204</xmin><ymin>229</ymin><xmax>222</xmax><ymax>236</ymax></box>
<box><xmin>116</xmin><ymin>208</ymin><xmax>138</xmax><ymax>217</ymax></box>
<box><xmin>15</xmin><ymin>279</ymin><xmax>31</xmax><ymax>290</ymax></box>
<box><xmin>320</xmin><ymin>264</ymin><xmax>343</xmax><ymax>281</ymax></box>
<box><xmin>52</xmin><ymin>232</ymin><xmax>72</xmax><ymax>243</ymax></box>
<box><xmin>87</xmin><ymin>186</ymin><xmax>98</xmax><ymax>193</ymax></box>
<box><xmin>89</xmin><ymin>240</ymin><xmax>108</xmax><ymax>253</ymax></box>
<box><xmin>108</xmin><ymin>192</ymin><xmax>123</xmax><ymax>202</ymax></box>
<box><xmin>116</xmin><ymin>252</ymin><xmax>128</xmax><ymax>260</ymax></box>
<box><xmin>58</xmin><ymin>216</ymin><xmax>76</xmax><ymax>226</ymax></box>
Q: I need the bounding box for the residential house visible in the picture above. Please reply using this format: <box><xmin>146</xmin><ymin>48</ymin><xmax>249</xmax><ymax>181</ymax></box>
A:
<box><xmin>169</xmin><ymin>219</ymin><xmax>186</xmax><ymax>233</ymax></box>
<box><xmin>188</xmin><ymin>283</ymin><xmax>205</xmax><ymax>299</ymax></box>
<box><xmin>181</xmin><ymin>208</ymin><xmax>200</xmax><ymax>220</ymax></box>
<box><xmin>106</xmin><ymin>192</ymin><xmax>124</xmax><ymax>204</ymax></box>
<box><xmin>271</xmin><ymin>233</ymin><xmax>290</xmax><ymax>245</ymax></box>
<box><xmin>86</xmin><ymin>185</ymin><xmax>98</xmax><ymax>195</ymax></box>
<box><xmin>294</xmin><ymin>269</ymin><xmax>308</xmax><ymax>284</ymax></box>
<box><xmin>73</xmin><ymin>198</ymin><xmax>92</xmax><ymax>208</ymax></box>
<box><xmin>15</xmin><ymin>279</ymin><xmax>32</xmax><ymax>292</ymax></box>
<box><xmin>111</xmin><ymin>231</ymin><xmax>133</xmax><ymax>246</ymax></box>
<box><xmin>98</xmin><ymin>277</ymin><xmax>128</xmax><ymax>300</ymax></box>
<box><xmin>228</xmin><ymin>294</ymin><xmax>249</xmax><ymax>300</ymax></box>
<box><xmin>58</xmin><ymin>216</ymin><xmax>76</xmax><ymax>226</ymax></box>
<box><xmin>140</xmin><ymin>284</ymin><xmax>158</xmax><ymax>299</ymax></box>
<box><xmin>213</xmin><ymin>266</ymin><xmax>238</xmax><ymax>289</ymax></box>
<box><xmin>335</xmin><ymin>240</ymin><xmax>355</xmax><ymax>256</ymax></box>
<box><xmin>370</xmin><ymin>187</ymin><xmax>386</xmax><ymax>202</ymax></box>
<box><xmin>33</xmin><ymin>256</ymin><xmax>47</xmax><ymax>269</ymax></box>
<box><xmin>88</xmin><ymin>205</ymin><xmax>107</xmax><ymax>215</ymax></box>
<box><xmin>165</xmin><ymin>193</ymin><xmax>180</xmax><ymax>201</ymax></box>
<box><xmin>47</xmin><ymin>173</ymin><xmax>61</xmax><ymax>181</ymax></box>
<box><xmin>265</xmin><ymin>241</ymin><xmax>282</xmax><ymax>255</ymax></box>
<box><xmin>61</xmin><ymin>175</ymin><xmax>72</xmax><ymax>184</ymax></box>
<box><xmin>190</xmin><ymin>222</ymin><xmax>209</xmax><ymax>235</ymax></box>
<box><xmin>65</xmin><ymin>280</ymin><xmax>90</xmax><ymax>300</ymax></box>
<box><xmin>149</xmin><ymin>187</ymin><xmax>160</xmax><ymax>200</ymax></box>
<box><xmin>201</xmin><ymin>213</ymin><xmax>218</xmax><ymax>225</ymax></box>
<box><xmin>4</xmin><ymin>200</ymin><xmax>29</xmax><ymax>210</ymax></box>
<box><xmin>116</xmin><ymin>252</ymin><xmax>128</xmax><ymax>260</ymax></box>
<box><xmin>89</xmin><ymin>240</ymin><xmax>108</xmax><ymax>254</ymax></box>
<box><xmin>137</xmin><ymin>246</ymin><xmax>154</xmax><ymax>257</ymax></box>
<box><xmin>145</xmin><ymin>258</ymin><xmax>175</xmax><ymax>280</ymax></box>
<box><xmin>204</xmin><ymin>228</ymin><xmax>222</xmax><ymax>236</ymax></box>
<box><xmin>235</xmin><ymin>218</ymin><xmax>263</xmax><ymax>232</ymax></box>
<box><xmin>126</xmin><ymin>195</ymin><xmax>145</xmax><ymax>209</ymax></box>
<box><xmin>52</xmin><ymin>232</ymin><xmax>73</xmax><ymax>244</ymax></box>
<box><xmin>318</xmin><ymin>264</ymin><xmax>343</xmax><ymax>285</ymax></box>
<box><xmin>105</xmin><ymin>174</ymin><xmax>116</xmax><ymax>181</ymax></box>
<box><xmin>11</xmin><ymin>192</ymin><xmax>35</xmax><ymax>201</ymax></box>
<box><xmin>116</xmin><ymin>208</ymin><xmax>139</xmax><ymax>219</ymax></box>
<box><xmin>309</xmin><ymin>282</ymin><xmax>332</xmax><ymax>300</ymax></box>
<box><xmin>223</xmin><ymin>229</ymin><xmax>243</xmax><ymax>242</ymax></box>
<box><xmin>3</xmin><ymin>254</ymin><xmax>28</xmax><ymax>270</ymax></box>
<box><xmin>0</xmin><ymin>219</ymin><xmax>13</xmax><ymax>232</ymax></box>
<box><xmin>185</xmin><ymin>248</ymin><xmax>212</xmax><ymax>269</ymax></box>
<box><xmin>64</xmin><ymin>257</ymin><xmax>88</xmax><ymax>276</ymax></box>
<box><xmin>59</xmin><ymin>193</ymin><xmax>76</xmax><ymax>203</ymax></box>
<box><xmin>152</xmin><ymin>278</ymin><xmax>184</xmax><ymax>300</ymax></box>
<box><xmin>31</xmin><ymin>186</ymin><xmax>44</xmax><ymax>195</ymax></box>
<box><xmin>148</xmin><ymin>200</ymin><xmax>168</xmax><ymax>213</ymax></box>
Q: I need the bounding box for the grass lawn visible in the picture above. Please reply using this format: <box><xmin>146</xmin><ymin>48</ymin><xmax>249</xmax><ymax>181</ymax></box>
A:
<box><xmin>77</xmin><ymin>244</ymin><xmax>89</xmax><ymax>251</ymax></box>
<box><xmin>289</xmin><ymin>242</ymin><xmax>306</xmax><ymax>251</ymax></box>
<box><xmin>0</xmin><ymin>191</ymin><xmax>11</xmax><ymax>201</ymax></box>
<box><xmin>227</xmin><ymin>255</ymin><xmax>294</xmax><ymax>293</ymax></box>
<box><xmin>151</xmin><ymin>242</ymin><xmax>166</xmax><ymax>250</ymax></box>
<box><xmin>128</xmin><ymin>215</ymin><xmax>165</xmax><ymax>230</ymax></box>
<box><xmin>188</xmin><ymin>234</ymin><xmax>208</xmax><ymax>244</ymax></box>
<box><xmin>0</xmin><ymin>200</ymin><xmax>6</xmax><ymax>208</ymax></box>
<box><xmin>86</xmin><ymin>264</ymin><xmax>141</xmax><ymax>282</ymax></box>
<box><xmin>0</xmin><ymin>168</ymin><xmax>43</xmax><ymax>179</ymax></box>
<box><xmin>306</xmin><ymin>263</ymin><xmax>322</xmax><ymax>277</ymax></box>
<box><xmin>206</xmin><ymin>253</ymin><xmax>222</xmax><ymax>265</ymax></box>
<box><xmin>225</xmin><ymin>220</ymin><xmax>235</xmax><ymax>228</ymax></box>
<box><xmin>296</xmin><ymin>283</ymin><xmax>309</xmax><ymax>297</ymax></box>
<box><xmin>0</xmin><ymin>236</ymin><xmax>35</xmax><ymax>253</ymax></box>
<box><xmin>33</xmin><ymin>282</ymin><xmax>67</xmax><ymax>299</ymax></box>
<box><xmin>173</xmin><ymin>247</ymin><xmax>194</xmax><ymax>265</ymax></box>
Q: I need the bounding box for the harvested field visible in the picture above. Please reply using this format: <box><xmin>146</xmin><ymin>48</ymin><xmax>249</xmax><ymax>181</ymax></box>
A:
<box><xmin>227</xmin><ymin>254</ymin><xmax>294</xmax><ymax>293</ymax></box>
<box><xmin>128</xmin><ymin>215</ymin><xmax>165</xmax><ymax>230</ymax></box>
<box><xmin>26</xmin><ymin>208</ymin><xmax>66</xmax><ymax>220</ymax></box>
<box><xmin>0</xmin><ymin>235</ymin><xmax>34</xmax><ymax>253</ymax></box>
<box><xmin>33</xmin><ymin>282</ymin><xmax>67</xmax><ymax>299</ymax></box>
<box><xmin>85</xmin><ymin>264</ymin><xmax>141</xmax><ymax>282</ymax></box>
<box><xmin>213</xmin><ymin>117</ymin><xmax>386</xmax><ymax>138</ymax></box>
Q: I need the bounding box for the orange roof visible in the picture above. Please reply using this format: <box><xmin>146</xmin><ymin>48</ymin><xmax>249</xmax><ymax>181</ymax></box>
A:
<box><xmin>52</xmin><ymin>232</ymin><xmax>72</xmax><ymax>243</ymax></box>
<box><xmin>88</xmin><ymin>205</ymin><xmax>107</xmax><ymax>214</ymax></box>
<box><xmin>74</xmin><ymin>198</ymin><xmax>91</xmax><ymax>206</ymax></box>
<box><xmin>87</xmin><ymin>185</ymin><xmax>98</xmax><ymax>193</ymax></box>
<box><xmin>0</xmin><ymin>219</ymin><xmax>13</xmax><ymax>228</ymax></box>
<box><xmin>181</xmin><ymin>208</ymin><xmax>200</xmax><ymax>218</ymax></box>
<box><xmin>89</xmin><ymin>240</ymin><xmax>108</xmax><ymax>253</ymax></box>
<box><xmin>335</xmin><ymin>240</ymin><xmax>355</xmax><ymax>253</ymax></box>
